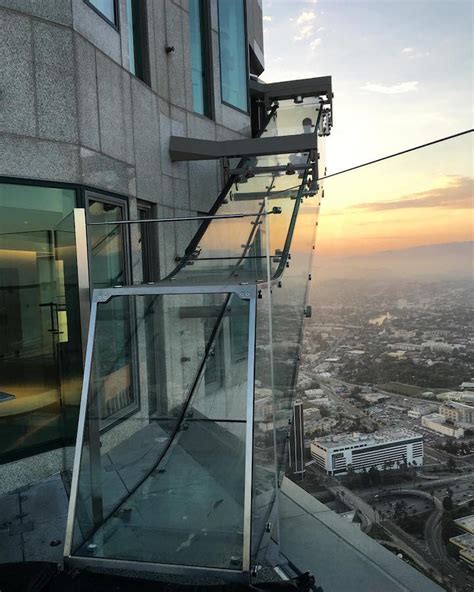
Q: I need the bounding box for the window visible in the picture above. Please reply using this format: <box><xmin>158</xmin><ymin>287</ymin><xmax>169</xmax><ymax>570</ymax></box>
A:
<box><xmin>189</xmin><ymin>0</ymin><xmax>213</xmax><ymax>117</ymax></box>
<box><xmin>86</xmin><ymin>194</ymin><xmax>139</xmax><ymax>426</ymax></box>
<box><xmin>0</xmin><ymin>183</ymin><xmax>82</xmax><ymax>463</ymax></box>
<box><xmin>137</xmin><ymin>201</ymin><xmax>157</xmax><ymax>283</ymax></box>
<box><xmin>126</xmin><ymin>0</ymin><xmax>150</xmax><ymax>85</ymax></box>
<box><xmin>218</xmin><ymin>0</ymin><xmax>248</xmax><ymax>112</ymax></box>
<box><xmin>84</xmin><ymin>0</ymin><xmax>118</xmax><ymax>27</ymax></box>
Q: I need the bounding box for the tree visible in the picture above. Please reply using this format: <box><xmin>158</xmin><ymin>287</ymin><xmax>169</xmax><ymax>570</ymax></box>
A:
<box><xmin>442</xmin><ymin>496</ymin><xmax>453</xmax><ymax>511</ymax></box>
<box><xmin>368</xmin><ymin>465</ymin><xmax>381</xmax><ymax>486</ymax></box>
<box><xmin>360</xmin><ymin>468</ymin><xmax>371</xmax><ymax>488</ymax></box>
<box><xmin>447</xmin><ymin>457</ymin><xmax>457</xmax><ymax>473</ymax></box>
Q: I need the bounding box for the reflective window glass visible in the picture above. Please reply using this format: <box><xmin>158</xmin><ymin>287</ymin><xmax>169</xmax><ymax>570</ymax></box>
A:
<box><xmin>218</xmin><ymin>0</ymin><xmax>248</xmax><ymax>112</ymax></box>
<box><xmin>0</xmin><ymin>184</ymin><xmax>82</xmax><ymax>462</ymax></box>
<box><xmin>189</xmin><ymin>0</ymin><xmax>212</xmax><ymax>117</ymax></box>
<box><xmin>85</xmin><ymin>0</ymin><xmax>117</xmax><ymax>25</ymax></box>
<box><xmin>126</xmin><ymin>0</ymin><xmax>150</xmax><ymax>84</ymax></box>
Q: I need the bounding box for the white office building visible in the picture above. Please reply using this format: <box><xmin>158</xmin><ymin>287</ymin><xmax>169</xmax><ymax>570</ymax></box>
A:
<box><xmin>311</xmin><ymin>429</ymin><xmax>423</xmax><ymax>476</ymax></box>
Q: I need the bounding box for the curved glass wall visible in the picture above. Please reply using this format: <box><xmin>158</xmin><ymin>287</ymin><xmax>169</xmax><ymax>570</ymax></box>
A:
<box><xmin>66</xmin><ymin>87</ymin><xmax>330</xmax><ymax>578</ymax></box>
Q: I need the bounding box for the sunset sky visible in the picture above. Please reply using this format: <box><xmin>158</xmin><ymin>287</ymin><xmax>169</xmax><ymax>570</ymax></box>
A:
<box><xmin>262</xmin><ymin>0</ymin><xmax>473</xmax><ymax>257</ymax></box>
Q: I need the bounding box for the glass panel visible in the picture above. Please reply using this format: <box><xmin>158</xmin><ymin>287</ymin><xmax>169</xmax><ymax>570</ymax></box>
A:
<box><xmin>159</xmin><ymin>97</ymin><xmax>321</xmax><ymax>284</ymax></box>
<box><xmin>218</xmin><ymin>0</ymin><xmax>248</xmax><ymax>112</ymax></box>
<box><xmin>87</xmin><ymin>198</ymin><xmax>136</xmax><ymax>424</ymax></box>
<box><xmin>87</xmin><ymin>0</ymin><xmax>116</xmax><ymax>24</ymax></box>
<box><xmin>71</xmin><ymin>291</ymin><xmax>251</xmax><ymax>570</ymax></box>
<box><xmin>126</xmin><ymin>0</ymin><xmax>149</xmax><ymax>83</ymax></box>
<box><xmin>0</xmin><ymin>184</ymin><xmax>81</xmax><ymax>463</ymax></box>
<box><xmin>189</xmin><ymin>0</ymin><xmax>210</xmax><ymax>116</ymax></box>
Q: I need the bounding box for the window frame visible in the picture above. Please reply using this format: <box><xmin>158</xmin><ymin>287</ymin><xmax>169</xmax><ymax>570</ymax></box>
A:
<box><xmin>217</xmin><ymin>0</ymin><xmax>250</xmax><ymax>115</ymax></box>
<box><xmin>83</xmin><ymin>0</ymin><xmax>120</xmax><ymax>30</ymax></box>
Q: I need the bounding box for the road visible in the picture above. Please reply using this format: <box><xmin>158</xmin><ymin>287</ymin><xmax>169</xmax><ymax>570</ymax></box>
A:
<box><xmin>317</xmin><ymin>466</ymin><xmax>474</xmax><ymax>592</ymax></box>
<box><xmin>424</xmin><ymin>494</ymin><xmax>474</xmax><ymax>592</ymax></box>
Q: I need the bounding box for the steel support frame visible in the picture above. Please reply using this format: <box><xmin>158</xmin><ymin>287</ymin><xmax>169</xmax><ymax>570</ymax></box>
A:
<box><xmin>64</xmin><ymin>283</ymin><xmax>257</xmax><ymax>582</ymax></box>
<box><xmin>169</xmin><ymin>133</ymin><xmax>316</xmax><ymax>162</ymax></box>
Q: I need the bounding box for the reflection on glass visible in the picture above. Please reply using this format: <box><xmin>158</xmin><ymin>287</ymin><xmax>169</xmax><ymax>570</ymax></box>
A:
<box><xmin>71</xmin><ymin>292</ymin><xmax>251</xmax><ymax>570</ymax></box>
<box><xmin>87</xmin><ymin>0</ymin><xmax>116</xmax><ymax>24</ymax></box>
<box><xmin>87</xmin><ymin>198</ymin><xmax>137</xmax><ymax>424</ymax></box>
<box><xmin>218</xmin><ymin>0</ymin><xmax>248</xmax><ymax>112</ymax></box>
<box><xmin>0</xmin><ymin>184</ymin><xmax>82</xmax><ymax>462</ymax></box>
<box><xmin>189</xmin><ymin>0</ymin><xmax>211</xmax><ymax>117</ymax></box>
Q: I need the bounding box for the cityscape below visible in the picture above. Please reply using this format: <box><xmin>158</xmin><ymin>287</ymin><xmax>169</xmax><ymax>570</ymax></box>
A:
<box><xmin>280</xmin><ymin>241</ymin><xmax>474</xmax><ymax>590</ymax></box>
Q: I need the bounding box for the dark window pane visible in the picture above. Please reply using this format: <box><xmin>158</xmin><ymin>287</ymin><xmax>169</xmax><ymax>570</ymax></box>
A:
<box><xmin>126</xmin><ymin>0</ymin><xmax>150</xmax><ymax>84</ymax></box>
<box><xmin>189</xmin><ymin>0</ymin><xmax>212</xmax><ymax>116</ymax></box>
<box><xmin>218</xmin><ymin>0</ymin><xmax>248</xmax><ymax>112</ymax></box>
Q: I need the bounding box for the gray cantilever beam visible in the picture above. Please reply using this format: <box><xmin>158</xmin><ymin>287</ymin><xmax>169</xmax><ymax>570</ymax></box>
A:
<box><xmin>250</xmin><ymin>75</ymin><xmax>333</xmax><ymax>101</ymax></box>
<box><xmin>169</xmin><ymin>133</ymin><xmax>316</xmax><ymax>162</ymax></box>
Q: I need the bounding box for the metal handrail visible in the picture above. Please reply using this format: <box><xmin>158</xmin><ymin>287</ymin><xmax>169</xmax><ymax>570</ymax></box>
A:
<box><xmin>86</xmin><ymin>211</ymin><xmax>278</xmax><ymax>226</ymax></box>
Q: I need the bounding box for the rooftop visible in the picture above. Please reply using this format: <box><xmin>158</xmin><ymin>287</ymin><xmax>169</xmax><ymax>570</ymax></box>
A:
<box><xmin>314</xmin><ymin>428</ymin><xmax>421</xmax><ymax>450</ymax></box>
<box><xmin>442</xmin><ymin>400</ymin><xmax>474</xmax><ymax>410</ymax></box>
<box><xmin>454</xmin><ymin>515</ymin><xmax>474</xmax><ymax>534</ymax></box>
<box><xmin>423</xmin><ymin>413</ymin><xmax>447</xmax><ymax>424</ymax></box>
<box><xmin>279</xmin><ymin>478</ymin><xmax>443</xmax><ymax>592</ymax></box>
<box><xmin>450</xmin><ymin>532</ymin><xmax>474</xmax><ymax>552</ymax></box>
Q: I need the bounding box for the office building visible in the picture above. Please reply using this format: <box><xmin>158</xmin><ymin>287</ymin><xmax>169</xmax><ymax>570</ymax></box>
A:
<box><xmin>311</xmin><ymin>429</ymin><xmax>424</xmax><ymax>476</ymax></box>
<box><xmin>0</xmin><ymin>0</ymin><xmax>268</xmax><ymax>476</ymax></box>
<box><xmin>422</xmin><ymin>413</ymin><xmax>465</xmax><ymax>438</ymax></box>
<box><xmin>449</xmin><ymin>533</ymin><xmax>474</xmax><ymax>570</ymax></box>
<box><xmin>407</xmin><ymin>403</ymin><xmax>438</xmax><ymax>419</ymax></box>
<box><xmin>288</xmin><ymin>399</ymin><xmax>306</xmax><ymax>477</ymax></box>
<box><xmin>440</xmin><ymin>401</ymin><xmax>474</xmax><ymax>427</ymax></box>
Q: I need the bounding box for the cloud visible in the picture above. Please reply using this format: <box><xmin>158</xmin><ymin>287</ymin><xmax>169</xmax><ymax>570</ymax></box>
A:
<box><xmin>294</xmin><ymin>10</ymin><xmax>317</xmax><ymax>40</ymax></box>
<box><xmin>310</xmin><ymin>38</ymin><xmax>322</xmax><ymax>50</ymax></box>
<box><xmin>361</xmin><ymin>81</ymin><xmax>419</xmax><ymax>94</ymax></box>
<box><xmin>263</xmin><ymin>15</ymin><xmax>272</xmax><ymax>22</ymax></box>
<box><xmin>401</xmin><ymin>46</ymin><xmax>430</xmax><ymax>59</ymax></box>
<box><xmin>297</xmin><ymin>10</ymin><xmax>317</xmax><ymax>24</ymax></box>
<box><xmin>351</xmin><ymin>176</ymin><xmax>474</xmax><ymax>212</ymax></box>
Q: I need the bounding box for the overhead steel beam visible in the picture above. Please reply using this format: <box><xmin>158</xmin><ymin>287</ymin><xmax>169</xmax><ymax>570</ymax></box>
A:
<box><xmin>250</xmin><ymin>75</ymin><xmax>332</xmax><ymax>101</ymax></box>
<box><xmin>169</xmin><ymin>132</ymin><xmax>315</xmax><ymax>162</ymax></box>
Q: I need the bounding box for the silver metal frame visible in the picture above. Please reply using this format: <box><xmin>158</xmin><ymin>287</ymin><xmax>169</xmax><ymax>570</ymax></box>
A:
<box><xmin>64</xmin><ymin>297</ymin><xmax>98</xmax><ymax>557</ymax></box>
<box><xmin>64</xmin><ymin>283</ymin><xmax>257</xmax><ymax>582</ymax></box>
<box><xmin>243</xmin><ymin>294</ymin><xmax>256</xmax><ymax>573</ymax></box>
<box><xmin>73</xmin><ymin>208</ymin><xmax>91</xmax><ymax>360</ymax></box>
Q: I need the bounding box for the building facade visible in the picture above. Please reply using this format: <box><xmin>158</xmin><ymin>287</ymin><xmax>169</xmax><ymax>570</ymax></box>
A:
<box><xmin>311</xmin><ymin>429</ymin><xmax>424</xmax><ymax>476</ymax></box>
<box><xmin>0</xmin><ymin>0</ymin><xmax>264</xmax><ymax>489</ymax></box>
<box><xmin>422</xmin><ymin>413</ymin><xmax>465</xmax><ymax>438</ymax></box>
<box><xmin>440</xmin><ymin>401</ymin><xmax>474</xmax><ymax>427</ymax></box>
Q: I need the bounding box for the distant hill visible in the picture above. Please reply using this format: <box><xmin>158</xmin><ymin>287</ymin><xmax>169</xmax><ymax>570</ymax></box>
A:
<box><xmin>313</xmin><ymin>241</ymin><xmax>474</xmax><ymax>281</ymax></box>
